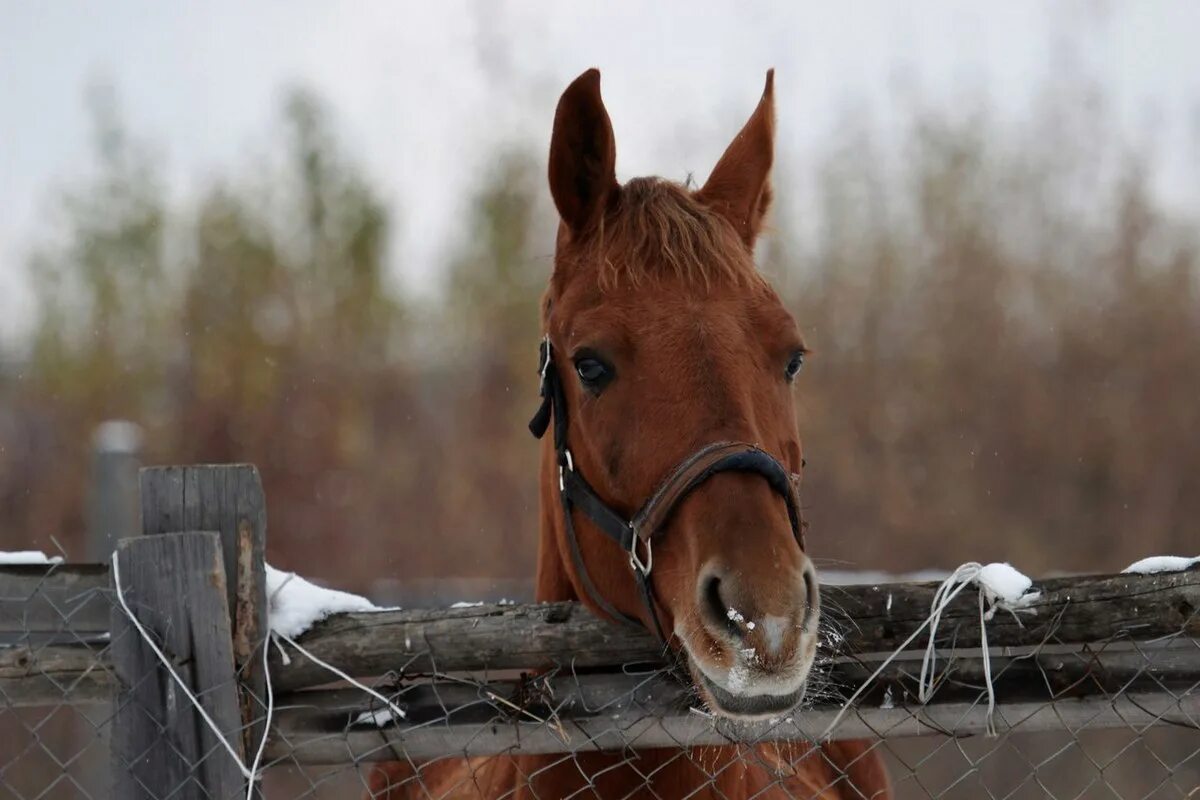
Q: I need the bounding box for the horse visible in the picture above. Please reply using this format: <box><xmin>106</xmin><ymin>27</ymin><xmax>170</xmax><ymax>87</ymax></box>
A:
<box><xmin>367</xmin><ymin>69</ymin><xmax>891</xmax><ymax>799</ymax></box>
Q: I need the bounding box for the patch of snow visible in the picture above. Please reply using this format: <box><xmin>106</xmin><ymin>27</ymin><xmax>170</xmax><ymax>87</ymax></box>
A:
<box><xmin>727</xmin><ymin>662</ymin><xmax>749</xmax><ymax>693</ymax></box>
<box><xmin>976</xmin><ymin>563</ymin><xmax>1035</xmax><ymax>606</ymax></box>
<box><xmin>1123</xmin><ymin>556</ymin><xmax>1200</xmax><ymax>575</ymax></box>
<box><xmin>725</xmin><ymin>606</ymin><xmax>757</xmax><ymax>630</ymax></box>
<box><xmin>266</xmin><ymin>565</ymin><xmax>386</xmax><ymax>638</ymax></box>
<box><xmin>353</xmin><ymin>707</ymin><xmax>402</xmax><ymax>727</ymax></box>
<box><xmin>450</xmin><ymin>601</ymin><xmax>484</xmax><ymax>608</ymax></box>
<box><xmin>0</xmin><ymin>551</ymin><xmax>63</xmax><ymax>566</ymax></box>
<box><xmin>886</xmin><ymin>593</ymin><xmax>893</xmax><ymax>614</ymax></box>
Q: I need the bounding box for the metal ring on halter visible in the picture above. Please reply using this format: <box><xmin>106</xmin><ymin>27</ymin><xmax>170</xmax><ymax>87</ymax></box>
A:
<box><xmin>629</xmin><ymin>534</ymin><xmax>653</xmax><ymax>576</ymax></box>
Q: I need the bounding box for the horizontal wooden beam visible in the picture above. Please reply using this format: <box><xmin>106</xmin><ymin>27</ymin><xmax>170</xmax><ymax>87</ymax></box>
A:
<box><xmin>3</xmin><ymin>570</ymin><xmax>1198</xmax><ymax>705</ymax></box>
<box><xmin>264</xmin><ymin>667</ymin><xmax>1200</xmax><ymax>764</ymax></box>
<box><xmin>0</xmin><ymin>642</ymin><xmax>112</xmax><ymax>706</ymax></box>
<box><xmin>7</xmin><ymin>565</ymin><xmax>1196</xmax><ymax>657</ymax></box>
<box><xmin>5</xmin><ymin>570</ymin><xmax>1199</xmax><ymax>762</ymax></box>
<box><xmin>270</xmin><ymin>570</ymin><xmax>1200</xmax><ymax>692</ymax></box>
<box><xmin>0</xmin><ymin>564</ymin><xmax>111</xmax><ymax>637</ymax></box>
<box><xmin>826</xmin><ymin>569</ymin><xmax>1200</xmax><ymax>651</ymax></box>
<box><xmin>10</xmin><ymin>635</ymin><xmax>1200</xmax><ymax>716</ymax></box>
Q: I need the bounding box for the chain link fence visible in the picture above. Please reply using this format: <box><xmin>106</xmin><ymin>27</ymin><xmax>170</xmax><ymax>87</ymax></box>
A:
<box><xmin>3</xmin><ymin>553</ymin><xmax>1199</xmax><ymax>799</ymax></box>
<box><xmin>1</xmin><ymin>560</ymin><xmax>108</xmax><ymax>799</ymax></box>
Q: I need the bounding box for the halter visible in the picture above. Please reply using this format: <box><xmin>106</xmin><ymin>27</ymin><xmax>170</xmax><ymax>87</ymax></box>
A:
<box><xmin>528</xmin><ymin>335</ymin><xmax>808</xmax><ymax>645</ymax></box>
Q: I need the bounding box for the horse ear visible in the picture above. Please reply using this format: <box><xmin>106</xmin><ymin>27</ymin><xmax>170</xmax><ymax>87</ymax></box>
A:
<box><xmin>696</xmin><ymin>70</ymin><xmax>776</xmax><ymax>247</ymax></box>
<box><xmin>549</xmin><ymin>68</ymin><xmax>618</xmax><ymax>234</ymax></box>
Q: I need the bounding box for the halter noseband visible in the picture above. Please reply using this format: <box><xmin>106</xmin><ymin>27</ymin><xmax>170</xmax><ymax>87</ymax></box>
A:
<box><xmin>529</xmin><ymin>335</ymin><xmax>807</xmax><ymax>644</ymax></box>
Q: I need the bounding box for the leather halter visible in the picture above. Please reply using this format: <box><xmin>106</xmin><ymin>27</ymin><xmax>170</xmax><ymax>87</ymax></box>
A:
<box><xmin>529</xmin><ymin>336</ymin><xmax>808</xmax><ymax>644</ymax></box>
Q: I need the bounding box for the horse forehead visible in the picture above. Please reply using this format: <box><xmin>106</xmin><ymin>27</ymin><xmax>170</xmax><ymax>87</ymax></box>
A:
<box><xmin>563</xmin><ymin>290</ymin><xmax>748</xmax><ymax>340</ymax></box>
<box><xmin>647</xmin><ymin>298</ymin><xmax>761</xmax><ymax>354</ymax></box>
<box><xmin>632</xmin><ymin>290</ymin><xmax>757</xmax><ymax>332</ymax></box>
<box><xmin>657</xmin><ymin>307</ymin><xmax>742</xmax><ymax>352</ymax></box>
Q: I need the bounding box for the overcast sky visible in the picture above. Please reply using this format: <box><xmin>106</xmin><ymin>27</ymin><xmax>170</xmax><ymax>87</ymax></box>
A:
<box><xmin>3</xmin><ymin>1</ymin><xmax>1199</xmax><ymax>341</ymax></box>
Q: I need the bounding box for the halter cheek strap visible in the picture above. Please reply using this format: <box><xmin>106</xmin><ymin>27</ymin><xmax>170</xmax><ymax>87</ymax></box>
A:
<box><xmin>529</xmin><ymin>336</ymin><xmax>807</xmax><ymax>645</ymax></box>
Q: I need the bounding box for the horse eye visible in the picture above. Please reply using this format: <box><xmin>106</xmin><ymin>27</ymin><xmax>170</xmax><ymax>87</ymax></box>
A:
<box><xmin>785</xmin><ymin>351</ymin><xmax>805</xmax><ymax>382</ymax></box>
<box><xmin>575</xmin><ymin>357</ymin><xmax>611</xmax><ymax>390</ymax></box>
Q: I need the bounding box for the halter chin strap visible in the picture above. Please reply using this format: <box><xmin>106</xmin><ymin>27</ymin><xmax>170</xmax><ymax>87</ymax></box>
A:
<box><xmin>529</xmin><ymin>336</ymin><xmax>807</xmax><ymax>645</ymax></box>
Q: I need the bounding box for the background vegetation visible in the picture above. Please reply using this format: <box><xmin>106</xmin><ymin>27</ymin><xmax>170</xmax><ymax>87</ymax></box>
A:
<box><xmin>2</xmin><ymin>75</ymin><xmax>1197</xmax><ymax>594</ymax></box>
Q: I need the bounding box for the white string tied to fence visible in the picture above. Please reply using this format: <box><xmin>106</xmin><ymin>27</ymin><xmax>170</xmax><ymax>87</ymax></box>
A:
<box><xmin>820</xmin><ymin>561</ymin><xmax>1039</xmax><ymax>741</ymax></box>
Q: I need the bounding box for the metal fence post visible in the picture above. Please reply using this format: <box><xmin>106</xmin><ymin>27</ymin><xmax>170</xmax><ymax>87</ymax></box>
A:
<box><xmin>80</xmin><ymin>419</ymin><xmax>142</xmax><ymax>794</ymax></box>
<box><xmin>86</xmin><ymin>420</ymin><xmax>142</xmax><ymax>561</ymax></box>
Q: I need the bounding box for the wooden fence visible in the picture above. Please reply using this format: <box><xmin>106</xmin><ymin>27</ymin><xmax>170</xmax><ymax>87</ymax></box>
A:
<box><xmin>2</xmin><ymin>462</ymin><xmax>1199</xmax><ymax>798</ymax></box>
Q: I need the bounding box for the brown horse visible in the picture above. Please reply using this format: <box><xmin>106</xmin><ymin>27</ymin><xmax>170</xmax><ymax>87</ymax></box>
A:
<box><xmin>368</xmin><ymin>69</ymin><xmax>890</xmax><ymax>799</ymax></box>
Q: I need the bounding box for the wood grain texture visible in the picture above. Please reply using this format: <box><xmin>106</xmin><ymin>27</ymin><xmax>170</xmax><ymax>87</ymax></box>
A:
<box><xmin>109</xmin><ymin>532</ymin><xmax>246</xmax><ymax>800</ymax></box>
<box><xmin>269</xmin><ymin>569</ymin><xmax>1200</xmax><ymax>691</ymax></box>
<box><xmin>140</xmin><ymin>464</ymin><xmax>269</xmax><ymax>769</ymax></box>
<box><xmin>9</xmin><ymin>568</ymin><xmax>1199</xmax><ymax>699</ymax></box>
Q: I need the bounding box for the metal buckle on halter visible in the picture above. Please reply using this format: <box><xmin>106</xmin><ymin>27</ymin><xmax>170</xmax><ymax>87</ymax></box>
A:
<box><xmin>558</xmin><ymin>448</ymin><xmax>574</xmax><ymax>492</ymax></box>
<box><xmin>539</xmin><ymin>334</ymin><xmax>552</xmax><ymax>382</ymax></box>
<box><xmin>629</xmin><ymin>533</ymin><xmax>653</xmax><ymax>576</ymax></box>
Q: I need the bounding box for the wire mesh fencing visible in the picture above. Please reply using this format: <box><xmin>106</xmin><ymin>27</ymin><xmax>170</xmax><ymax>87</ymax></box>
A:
<box><xmin>3</xmin><ymin>553</ymin><xmax>1199</xmax><ymax>799</ymax></box>
<box><xmin>0</xmin><ymin>549</ymin><xmax>272</xmax><ymax>800</ymax></box>
<box><xmin>0</xmin><ymin>559</ymin><xmax>113</xmax><ymax>800</ymax></box>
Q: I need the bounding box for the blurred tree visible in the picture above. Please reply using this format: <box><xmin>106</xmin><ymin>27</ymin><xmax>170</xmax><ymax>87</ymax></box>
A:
<box><xmin>446</xmin><ymin>150</ymin><xmax>547</xmax><ymax>375</ymax></box>
<box><xmin>775</xmin><ymin>103</ymin><xmax>1200</xmax><ymax>574</ymax></box>
<box><xmin>170</xmin><ymin>89</ymin><xmax>412</xmax><ymax>580</ymax></box>
<box><xmin>6</xmin><ymin>85</ymin><xmax>420</xmax><ymax>580</ymax></box>
<box><xmin>10</xmin><ymin>84</ymin><xmax>168</xmax><ymax>547</ymax></box>
<box><xmin>4</xmin><ymin>74</ymin><xmax>1199</xmax><ymax>587</ymax></box>
<box><xmin>431</xmin><ymin>150</ymin><xmax>551</xmax><ymax>577</ymax></box>
<box><xmin>27</xmin><ymin>82</ymin><xmax>168</xmax><ymax>418</ymax></box>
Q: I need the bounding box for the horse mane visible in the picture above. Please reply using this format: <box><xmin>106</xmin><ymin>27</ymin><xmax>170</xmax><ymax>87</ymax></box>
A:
<box><xmin>574</xmin><ymin>177</ymin><xmax>766</xmax><ymax>290</ymax></box>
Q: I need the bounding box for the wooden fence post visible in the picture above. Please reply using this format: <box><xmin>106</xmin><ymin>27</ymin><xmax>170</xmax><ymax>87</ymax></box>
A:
<box><xmin>109</xmin><ymin>532</ymin><xmax>246</xmax><ymax>799</ymax></box>
<box><xmin>138</xmin><ymin>465</ymin><xmax>269</xmax><ymax>780</ymax></box>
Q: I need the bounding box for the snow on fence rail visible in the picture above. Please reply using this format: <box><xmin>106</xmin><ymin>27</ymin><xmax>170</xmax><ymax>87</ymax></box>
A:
<box><xmin>1</xmin><ymin>463</ymin><xmax>1199</xmax><ymax>799</ymax></box>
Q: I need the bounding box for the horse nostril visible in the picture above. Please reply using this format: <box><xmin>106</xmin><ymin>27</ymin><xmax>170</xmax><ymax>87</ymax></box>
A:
<box><xmin>801</xmin><ymin>564</ymin><xmax>818</xmax><ymax>631</ymax></box>
<box><xmin>703</xmin><ymin>574</ymin><xmax>743</xmax><ymax>640</ymax></box>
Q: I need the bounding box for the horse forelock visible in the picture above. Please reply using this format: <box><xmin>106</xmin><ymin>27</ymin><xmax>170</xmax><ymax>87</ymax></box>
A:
<box><xmin>560</xmin><ymin>177</ymin><xmax>766</xmax><ymax>292</ymax></box>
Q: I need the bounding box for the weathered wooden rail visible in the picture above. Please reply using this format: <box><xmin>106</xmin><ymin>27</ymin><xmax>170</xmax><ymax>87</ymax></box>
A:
<box><xmin>2</xmin><ymin>462</ymin><xmax>1199</xmax><ymax>786</ymax></box>
<box><xmin>5</xmin><ymin>562</ymin><xmax>1200</xmax><ymax>762</ymax></box>
<box><xmin>5</xmin><ymin>567</ymin><xmax>1200</xmax><ymax>700</ymax></box>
